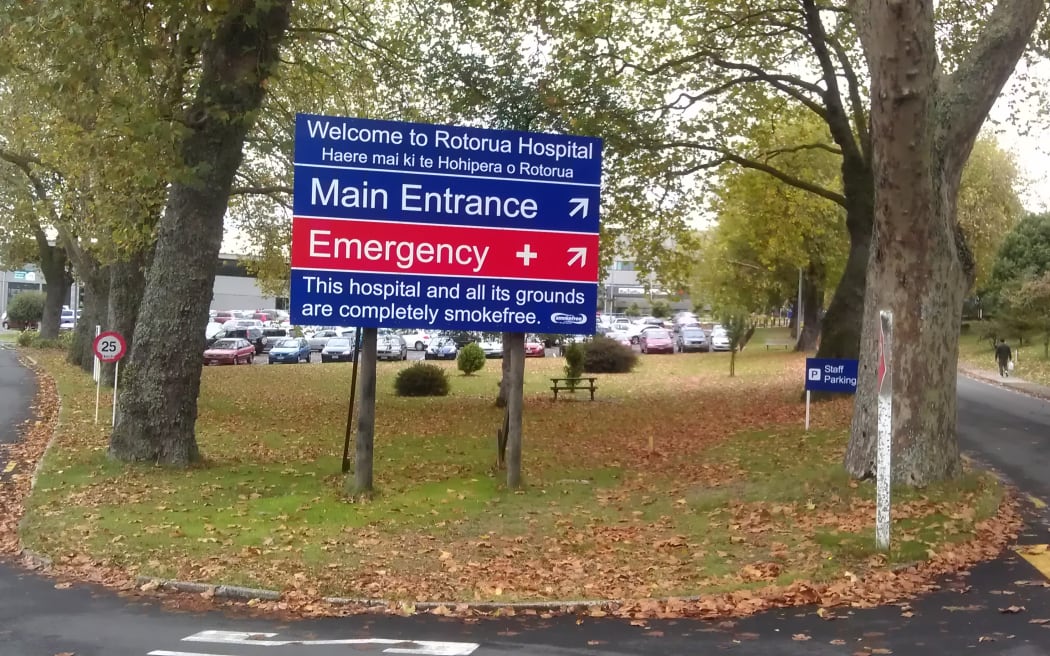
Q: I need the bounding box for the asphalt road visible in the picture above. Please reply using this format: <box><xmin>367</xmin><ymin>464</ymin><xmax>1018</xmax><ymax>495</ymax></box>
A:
<box><xmin>1</xmin><ymin>353</ymin><xmax>1049</xmax><ymax>655</ymax></box>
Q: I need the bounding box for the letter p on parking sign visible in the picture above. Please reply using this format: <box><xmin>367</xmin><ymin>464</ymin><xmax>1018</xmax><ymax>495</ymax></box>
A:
<box><xmin>807</xmin><ymin>367</ymin><xmax>821</xmax><ymax>381</ymax></box>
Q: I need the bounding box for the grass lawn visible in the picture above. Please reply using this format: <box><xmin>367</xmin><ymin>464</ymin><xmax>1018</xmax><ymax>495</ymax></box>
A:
<box><xmin>22</xmin><ymin>333</ymin><xmax>1004</xmax><ymax>604</ymax></box>
<box><xmin>0</xmin><ymin>331</ymin><xmax>17</xmax><ymax>343</ymax></box>
<box><xmin>957</xmin><ymin>322</ymin><xmax>1050</xmax><ymax>386</ymax></box>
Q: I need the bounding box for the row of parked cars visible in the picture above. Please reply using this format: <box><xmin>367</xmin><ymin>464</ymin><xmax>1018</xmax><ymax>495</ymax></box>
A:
<box><xmin>598</xmin><ymin>311</ymin><xmax>731</xmax><ymax>354</ymax></box>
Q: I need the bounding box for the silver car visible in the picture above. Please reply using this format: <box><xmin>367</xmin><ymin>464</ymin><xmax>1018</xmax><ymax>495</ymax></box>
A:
<box><xmin>377</xmin><ymin>330</ymin><xmax>407</xmax><ymax>361</ymax></box>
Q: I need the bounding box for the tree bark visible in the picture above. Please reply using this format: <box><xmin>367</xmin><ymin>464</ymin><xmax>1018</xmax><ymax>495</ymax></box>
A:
<box><xmin>814</xmin><ymin>160</ymin><xmax>874</xmax><ymax>360</ymax></box>
<box><xmin>353</xmin><ymin>327</ymin><xmax>377</xmax><ymax>495</ymax></box>
<box><xmin>495</xmin><ymin>331</ymin><xmax>512</xmax><ymax>407</ymax></box>
<box><xmin>796</xmin><ymin>263</ymin><xmax>823</xmax><ymax>352</ymax></box>
<box><xmin>109</xmin><ymin>1</ymin><xmax>292</xmax><ymax>465</ymax></box>
<box><xmin>38</xmin><ymin>251</ymin><xmax>70</xmax><ymax>340</ymax></box>
<box><xmin>845</xmin><ymin>0</ymin><xmax>1042</xmax><ymax>485</ymax></box>
<box><xmin>107</xmin><ymin>250</ymin><xmax>151</xmax><ymax>348</ymax></box>
<box><xmin>505</xmin><ymin>332</ymin><xmax>525</xmax><ymax>489</ymax></box>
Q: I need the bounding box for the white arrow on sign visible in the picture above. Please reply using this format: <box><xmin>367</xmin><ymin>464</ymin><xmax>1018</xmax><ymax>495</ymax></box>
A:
<box><xmin>567</xmin><ymin>247</ymin><xmax>587</xmax><ymax>267</ymax></box>
<box><xmin>569</xmin><ymin>197</ymin><xmax>589</xmax><ymax>218</ymax></box>
<box><xmin>168</xmin><ymin>630</ymin><xmax>480</xmax><ymax>656</ymax></box>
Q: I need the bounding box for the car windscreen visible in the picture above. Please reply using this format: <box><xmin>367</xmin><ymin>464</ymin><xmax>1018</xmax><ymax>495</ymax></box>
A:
<box><xmin>327</xmin><ymin>338</ymin><xmax>351</xmax><ymax>348</ymax></box>
<box><xmin>211</xmin><ymin>339</ymin><xmax>238</xmax><ymax>349</ymax></box>
<box><xmin>275</xmin><ymin>339</ymin><xmax>300</xmax><ymax>348</ymax></box>
<box><xmin>682</xmin><ymin>329</ymin><xmax>705</xmax><ymax>337</ymax></box>
<box><xmin>646</xmin><ymin>330</ymin><xmax>671</xmax><ymax>339</ymax></box>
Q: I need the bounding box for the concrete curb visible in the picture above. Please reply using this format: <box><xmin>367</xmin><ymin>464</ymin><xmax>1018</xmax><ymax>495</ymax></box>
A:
<box><xmin>134</xmin><ymin>576</ymin><xmax>282</xmax><ymax>601</ymax></box>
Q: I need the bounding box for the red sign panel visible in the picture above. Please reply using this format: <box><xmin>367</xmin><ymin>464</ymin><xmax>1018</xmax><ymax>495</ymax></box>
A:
<box><xmin>93</xmin><ymin>331</ymin><xmax>127</xmax><ymax>363</ymax></box>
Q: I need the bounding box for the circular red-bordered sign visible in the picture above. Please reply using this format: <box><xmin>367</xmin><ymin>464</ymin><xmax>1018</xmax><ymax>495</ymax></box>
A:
<box><xmin>92</xmin><ymin>331</ymin><xmax>127</xmax><ymax>363</ymax></box>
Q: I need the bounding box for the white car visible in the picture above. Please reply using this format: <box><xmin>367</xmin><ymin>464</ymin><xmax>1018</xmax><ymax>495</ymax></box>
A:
<box><xmin>710</xmin><ymin>330</ymin><xmax>731</xmax><ymax>351</ymax></box>
<box><xmin>401</xmin><ymin>330</ymin><xmax>433</xmax><ymax>351</ymax></box>
<box><xmin>307</xmin><ymin>328</ymin><xmax>355</xmax><ymax>351</ymax></box>
<box><xmin>478</xmin><ymin>337</ymin><xmax>503</xmax><ymax>358</ymax></box>
<box><xmin>1</xmin><ymin>312</ymin><xmax>8</xmax><ymax>330</ymax></box>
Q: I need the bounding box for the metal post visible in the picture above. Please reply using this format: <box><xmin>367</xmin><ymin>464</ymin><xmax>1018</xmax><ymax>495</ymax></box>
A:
<box><xmin>93</xmin><ymin>326</ymin><xmax>101</xmax><ymax>383</ymax></box>
<box><xmin>805</xmin><ymin>390</ymin><xmax>811</xmax><ymax>431</ymax></box>
<box><xmin>876</xmin><ymin>310</ymin><xmax>893</xmax><ymax>551</ymax></box>
<box><xmin>341</xmin><ymin>328</ymin><xmax>363</xmax><ymax>474</ymax></box>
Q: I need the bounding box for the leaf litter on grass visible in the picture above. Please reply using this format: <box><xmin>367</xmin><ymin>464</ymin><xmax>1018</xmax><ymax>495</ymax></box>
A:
<box><xmin>11</xmin><ymin>349</ymin><xmax>1022</xmax><ymax>618</ymax></box>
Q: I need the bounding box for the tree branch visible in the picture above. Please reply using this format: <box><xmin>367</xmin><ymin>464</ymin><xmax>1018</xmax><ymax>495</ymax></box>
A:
<box><xmin>760</xmin><ymin>142</ymin><xmax>844</xmax><ymax>160</ymax></box>
<box><xmin>230</xmin><ymin>185</ymin><xmax>292</xmax><ymax>196</ymax></box>
<box><xmin>660</xmin><ymin>141</ymin><xmax>847</xmax><ymax>206</ymax></box>
<box><xmin>937</xmin><ymin>0</ymin><xmax>1045</xmax><ymax>176</ymax></box>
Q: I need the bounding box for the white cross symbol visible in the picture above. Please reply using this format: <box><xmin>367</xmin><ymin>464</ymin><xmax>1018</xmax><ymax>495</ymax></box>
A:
<box><xmin>516</xmin><ymin>244</ymin><xmax>538</xmax><ymax>266</ymax></box>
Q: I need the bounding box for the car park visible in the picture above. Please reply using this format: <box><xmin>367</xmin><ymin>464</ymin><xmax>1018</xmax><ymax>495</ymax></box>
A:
<box><xmin>307</xmin><ymin>328</ymin><xmax>354</xmax><ymax>351</ymax></box>
<box><xmin>479</xmin><ymin>336</ymin><xmax>503</xmax><ymax>358</ymax></box>
<box><xmin>260</xmin><ymin>327</ymin><xmax>292</xmax><ymax>352</ymax></box>
<box><xmin>377</xmin><ymin>330</ymin><xmax>408</xmax><ymax>361</ymax></box>
<box><xmin>321</xmin><ymin>337</ymin><xmax>355</xmax><ymax>363</ymax></box>
<box><xmin>709</xmin><ymin>327</ymin><xmax>731</xmax><ymax>351</ymax></box>
<box><xmin>425</xmin><ymin>337</ymin><xmax>458</xmax><ymax>360</ymax></box>
<box><xmin>268</xmin><ymin>337</ymin><xmax>312</xmax><ymax>364</ymax></box>
<box><xmin>212</xmin><ymin>310</ymin><xmax>237</xmax><ymax>324</ymax></box>
<box><xmin>203</xmin><ymin>338</ymin><xmax>256</xmax><ymax>365</ymax></box>
<box><xmin>208</xmin><ymin>326</ymin><xmax>265</xmax><ymax>354</ymax></box>
<box><xmin>524</xmin><ymin>335</ymin><xmax>545</xmax><ymax>357</ymax></box>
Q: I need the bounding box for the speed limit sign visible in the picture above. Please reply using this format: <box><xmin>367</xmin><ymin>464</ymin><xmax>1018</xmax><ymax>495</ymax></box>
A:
<box><xmin>92</xmin><ymin>331</ymin><xmax>127</xmax><ymax>363</ymax></box>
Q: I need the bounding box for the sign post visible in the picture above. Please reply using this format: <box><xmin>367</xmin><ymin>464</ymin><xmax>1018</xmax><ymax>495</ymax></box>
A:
<box><xmin>876</xmin><ymin>311</ymin><xmax>893</xmax><ymax>551</ymax></box>
<box><xmin>803</xmin><ymin>357</ymin><xmax>859</xmax><ymax>429</ymax></box>
<box><xmin>92</xmin><ymin>331</ymin><xmax>127</xmax><ymax>426</ymax></box>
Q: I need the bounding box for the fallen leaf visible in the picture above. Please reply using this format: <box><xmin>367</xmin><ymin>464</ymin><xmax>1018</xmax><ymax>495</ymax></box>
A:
<box><xmin>1028</xmin><ymin>619</ymin><xmax>1050</xmax><ymax>625</ymax></box>
<box><xmin>900</xmin><ymin>611</ymin><xmax>915</xmax><ymax>618</ymax></box>
<box><xmin>792</xmin><ymin>634</ymin><xmax>811</xmax><ymax>641</ymax></box>
<box><xmin>586</xmin><ymin>640</ymin><xmax>604</xmax><ymax>646</ymax></box>
<box><xmin>139</xmin><ymin>580</ymin><xmax>159</xmax><ymax>592</ymax></box>
<box><xmin>871</xmin><ymin>649</ymin><xmax>893</xmax><ymax>655</ymax></box>
<box><xmin>53</xmin><ymin>582</ymin><xmax>71</xmax><ymax>590</ymax></box>
<box><xmin>942</xmin><ymin>605</ymin><xmax>984</xmax><ymax>612</ymax></box>
<box><xmin>999</xmin><ymin>605</ymin><xmax>1025</xmax><ymax>614</ymax></box>
<box><xmin>1022</xmin><ymin>544</ymin><xmax>1048</xmax><ymax>555</ymax></box>
<box><xmin>830</xmin><ymin>639</ymin><xmax>847</xmax><ymax>645</ymax></box>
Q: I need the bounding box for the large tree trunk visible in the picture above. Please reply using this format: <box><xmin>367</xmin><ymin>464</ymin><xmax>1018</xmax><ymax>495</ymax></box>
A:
<box><xmin>795</xmin><ymin>263</ymin><xmax>823</xmax><ymax>352</ymax></box>
<box><xmin>495</xmin><ymin>331</ymin><xmax>512</xmax><ymax>407</ymax></box>
<box><xmin>505</xmin><ymin>332</ymin><xmax>525</xmax><ymax>489</ymax></box>
<box><xmin>107</xmin><ymin>251</ymin><xmax>150</xmax><ymax>348</ymax></box>
<box><xmin>845</xmin><ymin>0</ymin><xmax>1041</xmax><ymax>485</ymax></box>
<box><xmin>68</xmin><ymin>262</ymin><xmax>110</xmax><ymax>373</ymax></box>
<box><xmin>352</xmin><ymin>328</ymin><xmax>377</xmax><ymax>495</ymax></box>
<box><xmin>37</xmin><ymin>244</ymin><xmax>69</xmax><ymax>340</ymax></box>
<box><xmin>814</xmin><ymin>160</ymin><xmax>873</xmax><ymax>360</ymax></box>
<box><xmin>109</xmin><ymin>1</ymin><xmax>291</xmax><ymax>465</ymax></box>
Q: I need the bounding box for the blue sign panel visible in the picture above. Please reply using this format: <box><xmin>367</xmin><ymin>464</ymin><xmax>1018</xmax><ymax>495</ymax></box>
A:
<box><xmin>291</xmin><ymin>114</ymin><xmax>603</xmax><ymax>334</ymax></box>
<box><xmin>805</xmin><ymin>358</ymin><xmax>859</xmax><ymax>394</ymax></box>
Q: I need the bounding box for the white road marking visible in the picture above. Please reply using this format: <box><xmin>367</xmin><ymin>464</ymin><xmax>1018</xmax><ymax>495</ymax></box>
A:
<box><xmin>149</xmin><ymin>651</ymin><xmax>235</xmax><ymax>656</ymax></box>
<box><xmin>182</xmin><ymin>630</ymin><xmax>480</xmax><ymax>655</ymax></box>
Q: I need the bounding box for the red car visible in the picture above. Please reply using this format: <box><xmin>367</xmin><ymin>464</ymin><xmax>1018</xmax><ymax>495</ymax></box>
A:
<box><xmin>203</xmin><ymin>338</ymin><xmax>256</xmax><ymax>365</ymax></box>
<box><xmin>524</xmin><ymin>336</ymin><xmax>546</xmax><ymax>357</ymax></box>
<box><xmin>639</xmin><ymin>329</ymin><xmax>674</xmax><ymax>354</ymax></box>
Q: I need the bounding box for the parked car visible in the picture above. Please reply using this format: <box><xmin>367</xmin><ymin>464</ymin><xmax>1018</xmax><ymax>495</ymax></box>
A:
<box><xmin>425</xmin><ymin>337</ymin><xmax>458</xmax><ymax>360</ymax></box>
<box><xmin>203</xmin><ymin>338</ymin><xmax>256</xmax><ymax>365</ymax></box>
<box><xmin>401</xmin><ymin>330</ymin><xmax>433</xmax><ymax>351</ymax></box>
<box><xmin>268</xmin><ymin>337</ymin><xmax>312</xmax><ymax>364</ymax></box>
<box><xmin>306</xmin><ymin>328</ymin><xmax>354</xmax><ymax>351</ymax></box>
<box><xmin>709</xmin><ymin>329</ymin><xmax>731</xmax><ymax>352</ymax></box>
<box><xmin>0</xmin><ymin>312</ymin><xmax>7</xmax><ymax>330</ymax></box>
<box><xmin>212</xmin><ymin>310</ymin><xmax>237</xmax><ymax>324</ymax></box>
<box><xmin>377</xmin><ymin>330</ymin><xmax>408</xmax><ymax>361</ymax></box>
<box><xmin>676</xmin><ymin>327</ymin><xmax>710</xmax><ymax>353</ymax></box>
<box><xmin>260</xmin><ymin>327</ymin><xmax>291</xmax><ymax>352</ymax></box>
<box><xmin>208</xmin><ymin>326</ymin><xmax>265</xmax><ymax>354</ymax></box>
<box><xmin>479</xmin><ymin>337</ymin><xmax>503</xmax><ymax>358</ymax></box>
<box><xmin>321</xmin><ymin>337</ymin><xmax>355</xmax><ymax>363</ymax></box>
<box><xmin>227</xmin><ymin>319</ymin><xmax>264</xmax><ymax>331</ymax></box>
<box><xmin>524</xmin><ymin>335</ymin><xmax>546</xmax><ymax>357</ymax></box>
<box><xmin>639</xmin><ymin>328</ymin><xmax>674</xmax><ymax>354</ymax></box>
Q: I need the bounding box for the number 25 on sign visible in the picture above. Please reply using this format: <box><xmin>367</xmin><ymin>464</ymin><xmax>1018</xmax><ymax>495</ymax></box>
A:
<box><xmin>92</xmin><ymin>331</ymin><xmax>127</xmax><ymax>426</ymax></box>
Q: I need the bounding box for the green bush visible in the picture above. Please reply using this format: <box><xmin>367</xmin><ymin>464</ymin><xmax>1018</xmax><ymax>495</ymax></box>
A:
<box><xmin>583</xmin><ymin>336</ymin><xmax>638</xmax><ymax>373</ymax></box>
<box><xmin>394</xmin><ymin>363</ymin><xmax>450</xmax><ymax>396</ymax></box>
<box><xmin>17</xmin><ymin>330</ymin><xmax>36</xmax><ymax>347</ymax></box>
<box><xmin>7</xmin><ymin>291</ymin><xmax>46</xmax><ymax>327</ymax></box>
<box><xmin>564</xmin><ymin>342</ymin><xmax>585</xmax><ymax>379</ymax></box>
<box><xmin>30</xmin><ymin>330</ymin><xmax>73</xmax><ymax>350</ymax></box>
<box><xmin>456</xmin><ymin>342</ymin><xmax>486</xmax><ymax>375</ymax></box>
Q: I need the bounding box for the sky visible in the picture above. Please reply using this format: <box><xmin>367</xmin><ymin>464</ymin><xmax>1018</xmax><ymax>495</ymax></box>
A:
<box><xmin>986</xmin><ymin>58</ymin><xmax>1050</xmax><ymax>212</ymax></box>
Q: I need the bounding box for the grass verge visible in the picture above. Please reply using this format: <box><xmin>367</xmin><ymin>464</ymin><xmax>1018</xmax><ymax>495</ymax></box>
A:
<box><xmin>22</xmin><ymin>334</ymin><xmax>1005</xmax><ymax>604</ymax></box>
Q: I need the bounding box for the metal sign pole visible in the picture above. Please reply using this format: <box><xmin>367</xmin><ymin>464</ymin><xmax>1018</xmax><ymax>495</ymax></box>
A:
<box><xmin>94</xmin><ymin>371</ymin><xmax>101</xmax><ymax>424</ymax></box>
<box><xmin>876</xmin><ymin>310</ymin><xmax>893</xmax><ymax>551</ymax></box>
<box><xmin>805</xmin><ymin>390</ymin><xmax>811</xmax><ymax>431</ymax></box>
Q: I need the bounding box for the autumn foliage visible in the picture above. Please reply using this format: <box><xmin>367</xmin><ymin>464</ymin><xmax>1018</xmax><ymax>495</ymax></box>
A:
<box><xmin>583</xmin><ymin>336</ymin><xmax>637</xmax><ymax>373</ymax></box>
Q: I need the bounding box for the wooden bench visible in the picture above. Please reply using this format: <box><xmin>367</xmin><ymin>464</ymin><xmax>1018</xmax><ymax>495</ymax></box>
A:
<box><xmin>764</xmin><ymin>339</ymin><xmax>795</xmax><ymax>350</ymax></box>
<box><xmin>550</xmin><ymin>377</ymin><xmax>597</xmax><ymax>401</ymax></box>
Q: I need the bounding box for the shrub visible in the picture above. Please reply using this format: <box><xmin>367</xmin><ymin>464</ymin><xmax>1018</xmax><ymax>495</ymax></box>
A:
<box><xmin>394</xmin><ymin>363</ymin><xmax>450</xmax><ymax>396</ymax></box>
<box><xmin>17</xmin><ymin>330</ymin><xmax>36</xmax><ymax>347</ymax></box>
<box><xmin>564</xmin><ymin>342</ymin><xmax>585</xmax><ymax>379</ymax></box>
<box><xmin>456</xmin><ymin>342</ymin><xmax>486</xmax><ymax>375</ymax></box>
<box><xmin>583</xmin><ymin>336</ymin><xmax>638</xmax><ymax>373</ymax></box>
<box><xmin>30</xmin><ymin>331</ymin><xmax>72</xmax><ymax>350</ymax></box>
<box><xmin>7</xmin><ymin>291</ymin><xmax>46</xmax><ymax>327</ymax></box>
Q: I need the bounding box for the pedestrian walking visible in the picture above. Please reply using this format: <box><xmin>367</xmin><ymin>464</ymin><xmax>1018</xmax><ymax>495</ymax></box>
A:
<box><xmin>995</xmin><ymin>338</ymin><xmax>1013</xmax><ymax>377</ymax></box>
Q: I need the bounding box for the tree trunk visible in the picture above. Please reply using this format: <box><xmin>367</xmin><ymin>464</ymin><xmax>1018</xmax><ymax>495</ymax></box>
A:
<box><xmin>68</xmin><ymin>263</ymin><xmax>110</xmax><ymax>373</ymax></box>
<box><xmin>796</xmin><ymin>263</ymin><xmax>823</xmax><ymax>352</ymax></box>
<box><xmin>495</xmin><ymin>331</ymin><xmax>512</xmax><ymax>407</ymax></box>
<box><xmin>788</xmin><ymin>304</ymin><xmax>798</xmax><ymax>338</ymax></box>
<box><xmin>353</xmin><ymin>328</ymin><xmax>377</xmax><ymax>495</ymax></box>
<box><xmin>841</xmin><ymin>0</ymin><xmax>1044</xmax><ymax>485</ymax></box>
<box><xmin>505</xmin><ymin>332</ymin><xmax>525</xmax><ymax>489</ymax></box>
<box><xmin>729</xmin><ymin>349</ymin><xmax>736</xmax><ymax>377</ymax></box>
<box><xmin>814</xmin><ymin>162</ymin><xmax>874</xmax><ymax>360</ymax></box>
<box><xmin>109</xmin><ymin>1</ymin><xmax>291</xmax><ymax>465</ymax></box>
<box><xmin>37</xmin><ymin>246</ymin><xmax>69</xmax><ymax>340</ymax></box>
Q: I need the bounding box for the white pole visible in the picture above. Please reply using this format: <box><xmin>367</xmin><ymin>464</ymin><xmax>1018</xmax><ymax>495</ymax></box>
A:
<box><xmin>93</xmin><ymin>325</ymin><xmax>101</xmax><ymax>383</ymax></box>
<box><xmin>94</xmin><ymin>373</ymin><xmax>101</xmax><ymax>424</ymax></box>
<box><xmin>111</xmin><ymin>360</ymin><xmax>120</xmax><ymax>427</ymax></box>
<box><xmin>876</xmin><ymin>310</ymin><xmax>893</xmax><ymax>551</ymax></box>
<box><xmin>805</xmin><ymin>390</ymin><xmax>811</xmax><ymax>431</ymax></box>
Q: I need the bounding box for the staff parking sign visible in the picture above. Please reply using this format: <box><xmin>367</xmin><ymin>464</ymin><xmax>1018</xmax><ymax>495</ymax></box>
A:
<box><xmin>805</xmin><ymin>358</ymin><xmax>859</xmax><ymax>394</ymax></box>
<box><xmin>290</xmin><ymin>114</ymin><xmax>602</xmax><ymax>334</ymax></box>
